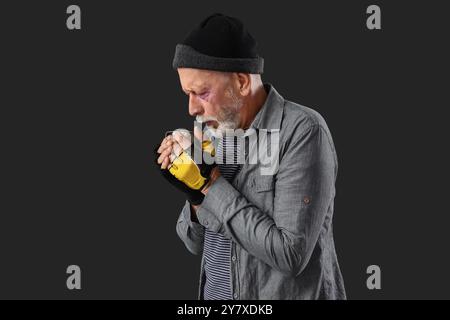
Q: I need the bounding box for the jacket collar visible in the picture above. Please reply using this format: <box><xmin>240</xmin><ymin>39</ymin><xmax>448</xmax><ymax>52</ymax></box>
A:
<box><xmin>249</xmin><ymin>83</ymin><xmax>284</xmax><ymax>131</ymax></box>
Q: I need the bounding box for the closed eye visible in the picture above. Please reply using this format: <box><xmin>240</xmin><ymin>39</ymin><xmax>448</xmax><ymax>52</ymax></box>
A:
<box><xmin>198</xmin><ymin>92</ymin><xmax>210</xmax><ymax>100</ymax></box>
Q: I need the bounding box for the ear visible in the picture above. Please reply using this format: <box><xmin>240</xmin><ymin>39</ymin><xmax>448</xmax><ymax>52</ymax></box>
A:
<box><xmin>235</xmin><ymin>73</ymin><xmax>251</xmax><ymax>97</ymax></box>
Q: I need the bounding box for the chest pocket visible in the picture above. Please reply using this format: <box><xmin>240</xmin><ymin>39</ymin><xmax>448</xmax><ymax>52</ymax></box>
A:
<box><xmin>251</xmin><ymin>175</ymin><xmax>275</xmax><ymax>192</ymax></box>
<box><xmin>246</xmin><ymin>175</ymin><xmax>275</xmax><ymax>215</ymax></box>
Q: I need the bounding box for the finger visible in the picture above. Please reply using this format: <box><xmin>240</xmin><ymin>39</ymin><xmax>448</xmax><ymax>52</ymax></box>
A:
<box><xmin>157</xmin><ymin>137</ymin><xmax>168</xmax><ymax>154</ymax></box>
<box><xmin>161</xmin><ymin>156</ymin><xmax>171</xmax><ymax>169</ymax></box>
<box><xmin>158</xmin><ymin>145</ymin><xmax>172</xmax><ymax>164</ymax></box>
<box><xmin>173</xmin><ymin>130</ymin><xmax>192</xmax><ymax>150</ymax></box>
<box><xmin>165</xmin><ymin>136</ymin><xmax>173</xmax><ymax>146</ymax></box>
<box><xmin>158</xmin><ymin>141</ymin><xmax>173</xmax><ymax>155</ymax></box>
<box><xmin>157</xmin><ymin>136</ymin><xmax>173</xmax><ymax>153</ymax></box>
<box><xmin>162</xmin><ymin>135</ymin><xmax>171</xmax><ymax>146</ymax></box>
<box><xmin>158</xmin><ymin>148</ymin><xmax>172</xmax><ymax>164</ymax></box>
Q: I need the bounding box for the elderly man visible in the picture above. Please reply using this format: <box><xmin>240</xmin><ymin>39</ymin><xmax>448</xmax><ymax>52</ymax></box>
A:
<box><xmin>155</xmin><ymin>13</ymin><xmax>346</xmax><ymax>300</ymax></box>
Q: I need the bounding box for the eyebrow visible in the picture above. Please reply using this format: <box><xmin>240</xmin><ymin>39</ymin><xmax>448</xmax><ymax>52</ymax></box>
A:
<box><xmin>182</xmin><ymin>85</ymin><xmax>208</xmax><ymax>95</ymax></box>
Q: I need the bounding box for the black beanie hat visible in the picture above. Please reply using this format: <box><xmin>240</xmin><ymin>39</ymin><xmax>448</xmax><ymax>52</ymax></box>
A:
<box><xmin>172</xmin><ymin>13</ymin><xmax>264</xmax><ymax>74</ymax></box>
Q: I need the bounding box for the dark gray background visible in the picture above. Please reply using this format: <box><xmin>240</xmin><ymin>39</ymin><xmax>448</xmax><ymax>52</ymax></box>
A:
<box><xmin>1</xmin><ymin>0</ymin><xmax>449</xmax><ymax>299</ymax></box>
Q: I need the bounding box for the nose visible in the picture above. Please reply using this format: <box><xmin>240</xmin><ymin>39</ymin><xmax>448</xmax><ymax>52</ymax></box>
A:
<box><xmin>188</xmin><ymin>93</ymin><xmax>204</xmax><ymax>117</ymax></box>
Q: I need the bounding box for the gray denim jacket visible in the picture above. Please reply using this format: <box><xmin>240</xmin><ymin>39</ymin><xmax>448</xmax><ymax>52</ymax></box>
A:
<box><xmin>176</xmin><ymin>85</ymin><xmax>346</xmax><ymax>300</ymax></box>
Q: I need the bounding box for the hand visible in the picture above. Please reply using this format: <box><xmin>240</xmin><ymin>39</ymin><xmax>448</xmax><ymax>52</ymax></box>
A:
<box><xmin>156</xmin><ymin>133</ymin><xmax>188</xmax><ymax>169</ymax></box>
<box><xmin>154</xmin><ymin>128</ymin><xmax>216</xmax><ymax>205</ymax></box>
<box><xmin>154</xmin><ymin>134</ymin><xmax>205</xmax><ymax>205</ymax></box>
<box><xmin>167</xmin><ymin>128</ymin><xmax>216</xmax><ymax>191</ymax></box>
<box><xmin>156</xmin><ymin>135</ymin><xmax>175</xmax><ymax>169</ymax></box>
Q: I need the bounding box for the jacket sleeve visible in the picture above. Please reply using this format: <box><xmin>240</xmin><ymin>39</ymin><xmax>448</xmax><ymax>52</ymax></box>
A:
<box><xmin>176</xmin><ymin>200</ymin><xmax>205</xmax><ymax>255</ymax></box>
<box><xmin>194</xmin><ymin>124</ymin><xmax>337</xmax><ymax>276</ymax></box>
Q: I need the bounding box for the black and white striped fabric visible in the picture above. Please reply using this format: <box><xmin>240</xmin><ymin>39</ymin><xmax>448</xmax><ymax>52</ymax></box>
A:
<box><xmin>203</xmin><ymin>135</ymin><xmax>242</xmax><ymax>300</ymax></box>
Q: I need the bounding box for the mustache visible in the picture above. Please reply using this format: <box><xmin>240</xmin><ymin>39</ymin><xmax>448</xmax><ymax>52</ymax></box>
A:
<box><xmin>196</xmin><ymin>115</ymin><xmax>218</xmax><ymax>123</ymax></box>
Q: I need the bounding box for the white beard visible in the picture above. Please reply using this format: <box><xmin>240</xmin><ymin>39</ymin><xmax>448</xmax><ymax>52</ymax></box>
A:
<box><xmin>197</xmin><ymin>92</ymin><xmax>243</xmax><ymax>137</ymax></box>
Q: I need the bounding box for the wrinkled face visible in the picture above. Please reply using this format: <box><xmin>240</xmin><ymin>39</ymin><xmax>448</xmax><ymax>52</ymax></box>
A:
<box><xmin>177</xmin><ymin>68</ymin><xmax>243</xmax><ymax>135</ymax></box>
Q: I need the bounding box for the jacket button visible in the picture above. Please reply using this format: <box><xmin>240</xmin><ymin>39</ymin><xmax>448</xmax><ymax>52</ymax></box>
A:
<box><xmin>233</xmin><ymin>293</ymin><xmax>239</xmax><ymax>299</ymax></box>
<box><xmin>204</xmin><ymin>220</ymin><xmax>209</xmax><ymax>226</ymax></box>
<box><xmin>232</xmin><ymin>256</ymin><xmax>236</xmax><ymax>262</ymax></box>
<box><xmin>303</xmin><ymin>196</ymin><xmax>311</xmax><ymax>204</ymax></box>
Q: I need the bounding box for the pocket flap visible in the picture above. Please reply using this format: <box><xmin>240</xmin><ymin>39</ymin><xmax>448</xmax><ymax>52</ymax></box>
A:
<box><xmin>249</xmin><ymin>175</ymin><xmax>275</xmax><ymax>192</ymax></box>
